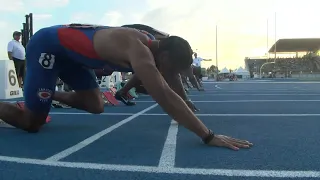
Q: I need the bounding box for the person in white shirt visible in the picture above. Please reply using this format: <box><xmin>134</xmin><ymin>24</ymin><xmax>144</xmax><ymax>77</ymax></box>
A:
<box><xmin>192</xmin><ymin>52</ymin><xmax>211</xmax><ymax>87</ymax></box>
<box><xmin>7</xmin><ymin>31</ymin><xmax>26</xmax><ymax>88</ymax></box>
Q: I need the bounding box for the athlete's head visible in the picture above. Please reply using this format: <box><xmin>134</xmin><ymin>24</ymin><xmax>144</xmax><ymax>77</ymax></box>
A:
<box><xmin>155</xmin><ymin>36</ymin><xmax>193</xmax><ymax>72</ymax></box>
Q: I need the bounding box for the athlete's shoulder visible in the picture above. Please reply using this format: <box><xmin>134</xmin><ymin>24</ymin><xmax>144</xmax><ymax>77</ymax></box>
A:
<box><xmin>62</xmin><ymin>23</ymin><xmax>113</xmax><ymax>29</ymax></box>
<box><xmin>121</xmin><ymin>24</ymin><xmax>169</xmax><ymax>37</ymax></box>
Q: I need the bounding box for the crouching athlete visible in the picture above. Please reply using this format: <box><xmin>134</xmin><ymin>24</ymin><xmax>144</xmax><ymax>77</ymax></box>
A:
<box><xmin>0</xmin><ymin>24</ymin><xmax>252</xmax><ymax>150</ymax></box>
<box><xmin>115</xmin><ymin>24</ymin><xmax>202</xmax><ymax>110</ymax></box>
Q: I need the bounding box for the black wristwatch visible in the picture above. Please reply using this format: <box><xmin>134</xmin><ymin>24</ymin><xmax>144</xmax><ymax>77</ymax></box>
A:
<box><xmin>202</xmin><ymin>129</ymin><xmax>215</xmax><ymax>144</ymax></box>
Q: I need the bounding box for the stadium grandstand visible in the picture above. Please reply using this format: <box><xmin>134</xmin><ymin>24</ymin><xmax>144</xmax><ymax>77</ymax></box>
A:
<box><xmin>245</xmin><ymin>38</ymin><xmax>320</xmax><ymax>79</ymax></box>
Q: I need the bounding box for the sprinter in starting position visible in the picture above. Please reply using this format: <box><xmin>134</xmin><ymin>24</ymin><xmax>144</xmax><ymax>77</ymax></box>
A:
<box><xmin>0</xmin><ymin>24</ymin><xmax>252</xmax><ymax>150</ymax></box>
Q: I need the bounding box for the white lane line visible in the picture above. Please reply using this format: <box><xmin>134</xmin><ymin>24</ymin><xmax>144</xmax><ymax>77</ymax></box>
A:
<box><xmin>187</xmin><ymin>94</ymin><xmax>320</xmax><ymax>96</ymax></box>
<box><xmin>6</xmin><ymin>99</ymin><xmax>320</xmax><ymax>105</ymax></box>
<box><xmin>158</xmin><ymin>120</ymin><xmax>179</xmax><ymax>168</ymax></box>
<box><xmin>0</xmin><ymin>155</ymin><xmax>319</xmax><ymax>178</ymax></box>
<box><xmin>45</xmin><ymin>104</ymin><xmax>158</xmax><ymax>161</ymax></box>
<box><xmin>203</xmin><ymin>81</ymin><xmax>320</xmax><ymax>84</ymax></box>
<box><xmin>49</xmin><ymin>112</ymin><xmax>136</xmax><ymax>115</ymax></box>
<box><xmin>132</xmin><ymin>100</ymin><xmax>320</xmax><ymax>103</ymax></box>
<box><xmin>214</xmin><ymin>85</ymin><xmax>222</xmax><ymax>89</ymax></box>
<box><xmin>48</xmin><ymin>112</ymin><xmax>320</xmax><ymax>117</ymax></box>
<box><xmin>201</xmin><ymin>90</ymin><xmax>310</xmax><ymax>92</ymax></box>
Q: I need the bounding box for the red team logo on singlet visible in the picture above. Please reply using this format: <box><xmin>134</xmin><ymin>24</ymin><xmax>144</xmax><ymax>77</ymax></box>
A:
<box><xmin>37</xmin><ymin>88</ymin><xmax>52</xmax><ymax>102</ymax></box>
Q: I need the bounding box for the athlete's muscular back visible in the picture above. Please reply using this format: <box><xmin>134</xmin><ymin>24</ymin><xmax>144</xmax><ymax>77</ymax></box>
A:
<box><xmin>93</xmin><ymin>27</ymin><xmax>152</xmax><ymax>69</ymax></box>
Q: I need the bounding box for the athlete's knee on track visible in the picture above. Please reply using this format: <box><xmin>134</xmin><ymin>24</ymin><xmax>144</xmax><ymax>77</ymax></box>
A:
<box><xmin>23</xmin><ymin>119</ymin><xmax>45</xmax><ymax>133</ymax></box>
<box><xmin>20</xmin><ymin>109</ymin><xmax>48</xmax><ymax>133</ymax></box>
<box><xmin>85</xmin><ymin>94</ymin><xmax>104</xmax><ymax>114</ymax></box>
<box><xmin>77</xmin><ymin>89</ymin><xmax>104</xmax><ymax>114</ymax></box>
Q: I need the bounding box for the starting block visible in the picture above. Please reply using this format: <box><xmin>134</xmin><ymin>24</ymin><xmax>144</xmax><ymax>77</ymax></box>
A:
<box><xmin>109</xmin><ymin>87</ymin><xmax>117</xmax><ymax>95</ymax></box>
<box><xmin>0</xmin><ymin>102</ymin><xmax>51</xmax><ymax>128</ymax></box>
<box><xmin>102</xmin><ymin>91</ymin><xmax>119</xmax><ymax>106</ymax></box>
<box><xmin>127</xmin><ymin>92</ymin><xmax>133</xmax><ymax>99</ymax></box>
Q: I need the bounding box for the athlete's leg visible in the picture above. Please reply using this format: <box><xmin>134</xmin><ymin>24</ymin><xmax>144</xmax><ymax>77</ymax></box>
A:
<box><xmin>184</xmin><ymin>67</ymin><xmax>202</xmax><ymax>90</ymax></box>
<box><xmin>53</xmin><ymin>63</ymin><xmax>104</xmax><ymax>114</ymax></box>
<box><xmin>180</xmin><ymin>73</ymin><xmax>191</xmax><ymax>88</ymax></box>
<box><xmin>117</xmin><ymin>74</ymin><xmax>140</xmax><ymax>94</ymax></box>
<box><xmin>0</xmin><ymin>28</ymin><xmax>59</xmax><ymax>132</ymax></box>
<box><xmin>193</xmin><ymin>66</ymin><xmax>203</xmax><ymax>87</ymax></box>
<box><xmin>114</xmin><ymin>74</ymin><xmax>138</xmax><ymax>106</ymax></box>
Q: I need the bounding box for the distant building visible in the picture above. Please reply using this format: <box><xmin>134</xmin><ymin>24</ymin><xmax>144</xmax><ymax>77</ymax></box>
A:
<box><xmin>245</xmin><ymin>38</ymin><xmax>320</xmax><ymax>78</ymax></box>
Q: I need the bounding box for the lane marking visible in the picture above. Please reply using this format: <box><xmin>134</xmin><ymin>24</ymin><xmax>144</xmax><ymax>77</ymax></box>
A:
<box><xmin>0</xmin><ymin>155</ymin><xmax>320</xmax><ymax>178</ymax></box>
<box><xmin>45</xmin><ymin>104</ymin><xmax>158</xmax><ymax>161</ymax></box>
<box><xmin>158</xmin><ymin>120</ymin><xmax>179</xmax><ymax>168</ymax></box>
<box><xmin>7</xmin><ymin>98</ymin><xmax>320</xmax><ymax>105</ymax></box>
<box><xmin>48</xmin><ymin>112</ymin><xmax>320</xmax><ymax>117</ymax></box>
<box><xmin>187</xmin><ymin>94</ymin><xmax>320</xmax><ymax>96</ymax></box>
<box><xmin>49</xmin><ymin>112</ymin><xmax>136</xmax><ymax>115</ymax></box>
<box><xmin>196</xmin><ymin>90</ymin><xmax>311</xmax><ymax>92</ymax></box>
<box><xmin>133</xmin><ymin>100</ymin><xmax>320</xmax><ymax>103</ymax></box>
<box><xmin>214</xmin><ymin>85</ymin><xmax>222</xmax><ymax>89</ymax></box>
<box><xmin>3</xmin><ymin>95</ymin><xmax>320</xmax><ymax>104</ymax></box>
<box><xmin>203</xmin><ymin>81</ymin><xmax>320</xmax><ymax>84</ymax></box>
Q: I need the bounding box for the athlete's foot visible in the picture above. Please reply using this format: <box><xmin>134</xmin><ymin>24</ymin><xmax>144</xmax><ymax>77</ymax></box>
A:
<box><xmin>184</xmin><ymin>88</ymin><xmax>189</xmax><ymax>94</ymax></box>
<box><xmin>115</xmin><ymin>91</ymin><xmax>136</xmax><ymax>106</ymax></box>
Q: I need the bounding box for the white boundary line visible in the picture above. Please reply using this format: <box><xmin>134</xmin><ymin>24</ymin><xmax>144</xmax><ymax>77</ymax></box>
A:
<box><xmin>133</xmin><ymin>100</ymin><xmax>320</xmax><ymax>103</ymax></box>
<box><xmin>45</xmin><ymin>104</ymin><xmax>158</xmax><ymax>161</ymax></box>
<box><xmin>214</xmin><ymin>85</ymin><xmax>222</xmax><ymax>89</ymax></box>
<box><xmin>203</xmin><ymin>81</ymin><xmax>320</xmax><ymax>84</ymax></box>
<box><xmin>158</xmin><ymin>120</ymin><xmax>179</xmax><ymax>168</ymax></box>
<box><xmin>200</xmin><ymin>90</ymin><xmax>311</xmax><ymax>92</ymax></box>
<box><xmin>49</xmin><ymin>112</ymin><xmax>136</xmax><ymax>115</ymax></box>
<box><xmin>7</xmin><ymin>99</ymin><xmax>320</xmax><ymax>104</ymax></box>
<box><xmin>0</xmin><ymin>155</ymin><xmax>319</xmax><ymax>178</ymax></box>
<box><xmin>48</xmin><ymin>112</ymin><xmax>320</xmax><ymax>117</ymax></box>
<box><xmin>187</xmin><ymin>94</ymin><xmax>320</xmax><ymax>96</ymax></box>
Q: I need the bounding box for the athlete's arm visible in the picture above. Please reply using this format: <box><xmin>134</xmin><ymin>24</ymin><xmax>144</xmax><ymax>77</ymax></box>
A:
<box><xmin>128</xmin><ymin>40</ymin><xmax>210</xmax><ymax>139</ymax></box>
<box><xmin>162</xmin><ymin>72</ymin><xmax>188</xmax><ymax>101</ymax></box>
<box><xmin>162</xmin><ymin>72</ymin><xmax>199</xmax><ymax>111</ymax></box>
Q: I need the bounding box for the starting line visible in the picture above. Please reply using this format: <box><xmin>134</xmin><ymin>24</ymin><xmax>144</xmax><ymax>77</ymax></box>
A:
<box><xmin>48</xmin><ymin>112</ymin><xmax>320</xmax><ymax>117</ymax></box>
<box><xmin>0</xmin><ymin>155</ymin><xmax>319</xmax><ymax>178</ymax></box>
<box><xmin>203</xmin><ymin>81</ymin><xmax>320</xmax><ymax>84</ymax></box>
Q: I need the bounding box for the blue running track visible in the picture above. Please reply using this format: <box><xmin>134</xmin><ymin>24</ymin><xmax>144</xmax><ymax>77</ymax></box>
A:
<box><xmin>1</xmin><ymin>80</ymin><xmax>320</xmax><ymax>180</ymax></box>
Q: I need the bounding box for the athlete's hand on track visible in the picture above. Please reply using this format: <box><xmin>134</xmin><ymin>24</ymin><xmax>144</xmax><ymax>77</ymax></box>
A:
<box><xmin>207</xmin><ymin>135</ymin><xmax>253</xmax><ymax>150</ymax></box>
<box><xmin>185</xmin><ymin>100</ymin><xmax>199</xmax><ymax>112</ymax></box>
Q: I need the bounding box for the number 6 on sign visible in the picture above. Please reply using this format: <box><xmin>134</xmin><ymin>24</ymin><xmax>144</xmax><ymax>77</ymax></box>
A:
<box><xmin>8</xmin><ymin>70</ymin><xmax>17</xmax><ymax>86</ymax></box>
<box><xmin>0</xmin><ymin>60</ymin><xmax>23</xmax><ymax>99</ymax></box>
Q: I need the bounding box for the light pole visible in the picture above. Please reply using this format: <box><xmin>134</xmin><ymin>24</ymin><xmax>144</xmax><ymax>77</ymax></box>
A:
<box><xmin>215</xmin><ymin>25</ymin><xmax>218</xmax><ymax>81</ymax></box>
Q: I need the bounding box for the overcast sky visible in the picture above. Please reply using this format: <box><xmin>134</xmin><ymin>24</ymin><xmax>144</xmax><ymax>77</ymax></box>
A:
<box><xmin>1</xmin><ymin>0</ymin><xmax>319</xmax><ymax>69</ymax></box>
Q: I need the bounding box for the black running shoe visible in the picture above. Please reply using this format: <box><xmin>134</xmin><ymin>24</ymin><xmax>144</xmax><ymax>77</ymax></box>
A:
<box><xmin>115</xmin><ymin>91</ymin><xmax>136</xmax><ymax>106</ymax></box>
